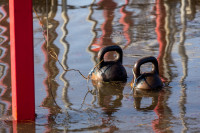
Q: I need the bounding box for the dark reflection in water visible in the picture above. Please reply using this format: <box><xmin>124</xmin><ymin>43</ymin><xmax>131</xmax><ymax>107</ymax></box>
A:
<box><xmin>92</xmin><ymin>81</ymin><xmax>125</xmax><ymax>115</ymax></box>
<box><xmin>0</xmin><ymin>1</ymin><xmax>12</xmax><ymax>132</ymax></box>
<box><xmin>133</xmin><ymin>90</ymin><xmax>159</xmax><ymax>111</ymax></box>
<box><xmin>1</xmin><ymin>0</ymin><xmax>200</xmax><ymax>132</ymax></box>
<box><xmin>41</xmin><ymin>0</ymin><xmax>60</xmax><ymax>111</ymax></box>
<box><xmin>151</xmin><ymin>89</ymin><xmax>173</xmax><ymax>132</ymax></box>
<box><xmin>153</xmin><ymin>2</ymin><xmax>173</xmax><ymax>131</ymax></box>
<box><xmin>133</xmin><ymin>89</ymin><xmax>173</xmax><ymax>132</ymax></box>
<box><xmin>152</xmin><ymin>2</ymin><xmax>174</xmax><ymax>132</ymax></box>
<box><xmin>34</xmin><ymin>0</ymin><xmax>62</xmax><ymax>132</ymax></box>
<box><xmin>92</xmin><ymin>81</ymin><xmax>125</xmax><ymax>132</ymax></box>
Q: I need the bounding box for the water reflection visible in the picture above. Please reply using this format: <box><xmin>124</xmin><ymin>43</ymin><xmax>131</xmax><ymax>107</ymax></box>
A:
<box><xmin>86</xmin><ymin>2</ymin><xmax>128</xmax><ymax>131</ymax></box>
<box><xmin>60</xmin><ymin>0</ymin><xmax>74</xmax><ymax>112</ymax></box>
<box><xmin>89</xmin><ymin>0</ymin><xmax>118</xmax><ymax>56</ymax></box>
<box><xmin>60</xmin><ymin>0</ymin><xmax>72</xmax><ymax>108</ymax></box>
<box><xmin>93</xmin><ymin>81</ymin><xmax>125</xmax><ymax>114</ymax></box>
<box><xmin>41</xmin><ymin>0</ymin><xmax>59</xmax><ymax>110</ymax></box>
<box><xmin>133</xmin><ymin>90</ymin><xmax>158</xmax><ymax>111</ymax></box>
<box><xmin>179</xmin><ymin>0</ymin><xmax>188</xmax><ymax>132</ymax></box>
<box><xmin>0</xmin><ymin>2</ymin><xmax>12</xmax><ymax>132</ymax></box>
<box><xmin>151</xmin><ymin>89</ymin><xmax>173</xmax><ymax>132</ymax></box>
<box><xmin>88</xmin><ymin>0</ymin><xmax>134</xmax><ymax>54</ymax></box>
<box><xmin>151</xmin><ymin>0</ymin><xmax>175</xmax><ymax>132</ymax></box>
<box><xmin>186</xmin><ymin>0</ymin><xmax>196</xmax><ymax>21</ymax></box>
<box><xmin>156</xmin><ymin>0</ymin><xmax>175</xmax><ymax>83</ymax></box>
<box><xmin>34</xmin><ymin>0</ymin><xmax>61</xmax><ymax>132</ymax></box>
<box><xmin>119</xmin><ymin>0</ymin><xmax>134</xmax><ymax>49</ymax></box>
<box><xmin>0</xmin><ymin>2</ymin><xmax>11</xmax><ymax>113</ymax></box>
<box><xmin>86</xmin><ymin>0</ymin><xmax>98</xmax><ymax>65</ymax></box>
<box><xmin>0</xmin><ymin>0</ymin><xmax>200</xmax><ymax>132</ymax></box>
<box><xmin>92</xmin><ymin>81</ymin><xmax>125</xmax><ymax>132</ymax></box>
<box><xmin>133</xmin><ymin>89</ymin><xmax>173</xmax><ymax>132</ymax></box>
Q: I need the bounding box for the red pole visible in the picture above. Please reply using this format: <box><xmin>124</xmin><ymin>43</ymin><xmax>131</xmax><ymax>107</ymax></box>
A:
<box><xmin>9</xmin><ymin>0</ymin><xmax>35</xmax><ymax>121</ymax></box>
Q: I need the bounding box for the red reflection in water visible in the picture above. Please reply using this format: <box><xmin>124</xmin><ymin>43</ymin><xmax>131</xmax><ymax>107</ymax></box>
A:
<box><xmin>155</xmin><ymin>0</ymin><xmax>167</xmax><ymax>82</ymax></box>
<box><xmin>119</xmin><ymin>0</ymin><xmax>133</xmax><ymax>49</ymax></box>
<box><xmin>90</xmin><ymin>0</ymin><xmax>132</xmax><ymax>52</ymax></box>
<box><xmin>40</xmin><ymin>33</ymin><xmax>60</xmax><ymax>132</ymax></box>
<box><xmin>152</xmin><ymin>0</ymin><xmax>172</xmax><ymax>132</ymax></box>
<box><xmin>40</xmin><ymin>37</ymin><xmax>57</xmax><ymax>132</ymax></box>
<box><xmin>34</xmin><ymin>2</ymin><xmax>60</xmax><ymax>131</ymax></box>
<box><xmin>90</xmin><ymin>0</ymin><xmax>117</xmax><ymax>52</ymax></box>
<box><xmin>88</xmin><ymin>2</ymin><xmax>131</xmax><ymax>130</ymax></box>
<box><xmin>152</xmin><ymin>90</ymin><xmax>167</xmax><ymax>132</ymax></box>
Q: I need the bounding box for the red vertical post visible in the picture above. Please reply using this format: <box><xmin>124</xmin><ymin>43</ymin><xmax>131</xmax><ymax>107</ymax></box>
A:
<box><xmin>9</xmin><ymin>0</ymin><xmax>35</xmax><ymax>121</ymax></box>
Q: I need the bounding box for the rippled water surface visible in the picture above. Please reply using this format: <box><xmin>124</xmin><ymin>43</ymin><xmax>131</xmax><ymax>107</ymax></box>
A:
<box><xmin>1</xmin><ymin>0</ymin><xmax>200</xmax><ymax>132</ymax></box>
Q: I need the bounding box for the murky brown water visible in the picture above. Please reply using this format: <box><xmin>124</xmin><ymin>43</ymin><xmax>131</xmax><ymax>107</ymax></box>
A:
<box><xmin>1</xmin><ymin>0</ymin><xmax>200</xmax><ymax>132</ymax></box>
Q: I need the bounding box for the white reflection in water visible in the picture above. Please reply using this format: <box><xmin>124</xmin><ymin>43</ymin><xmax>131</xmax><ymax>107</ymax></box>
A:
<box><xmin>179</xmin><ymin>0</ymin><xmax>188</xmax><ymax>132</ymax></box>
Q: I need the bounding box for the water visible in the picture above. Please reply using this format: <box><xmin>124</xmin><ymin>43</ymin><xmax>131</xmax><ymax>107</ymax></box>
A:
<box><xmin>1</xmin><ymin>0</ymin><xmax>200</xmax><ymax>132</ymax></box>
